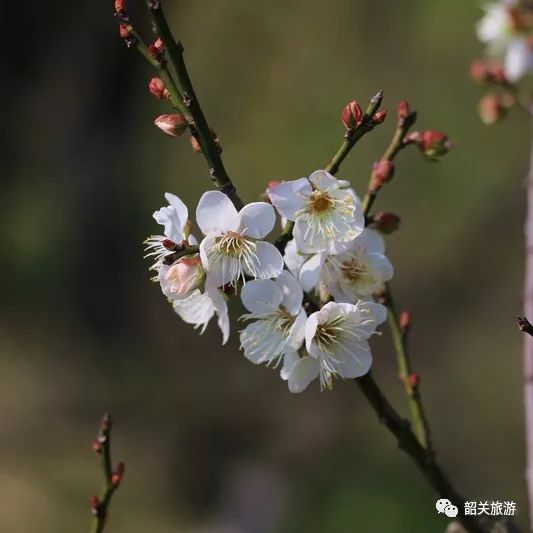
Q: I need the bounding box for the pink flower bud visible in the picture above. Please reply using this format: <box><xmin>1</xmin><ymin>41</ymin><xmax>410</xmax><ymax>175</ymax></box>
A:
<box><xmin>154</xmin><ymin>114</ymin><xmax>188</xmax><ymax>137</ymax></box>
<box><xmin>114</xmin><ymin>0</ymin><xmax>126</xmax><ymax>12</ymax></box>
<box><xmin>470</xmin><ymin>60</ymin><xmax>490</xmax><ymax>83</ymax></box>
<box><xmin>165</xmin><ymin>257</ymin><xmax>204</xmax><ymax>295</ymax></box>
<box><xmin>406</xmin><ymin>373</ymin><xmax>420</xmax><ymax>388</ymax></box>
<box><xmin>417</xmin><ymin>130</ymin><xmax>451</xmax><ymax>157</ymax></box>
<box><xmin>373</xmin><ymin>212</ymin><xmax>401</xmax><ymax>234</ymax></box>
<box><xmin>478</xmin><ymin>94</ymin><xmax>506</xmax><ymax>125</ymax></box>
<box><xmin>148</xmin><ymin>77</ymin><xmax>168</xmax><ymax>100</ymax></box>
<box><xmin>341</xmin><ymin>101</ymin><xmax>363</xmax><ymax>131</ymax></box>
<box><xmin>119</xmin><ymin>24</ymin><xmax>132</xmax><ymax>39</ymax></box>
<box><xmin>397</xmin><ymin>100</ymin><xmax>410</xmax><ymax>120</ymax></box>
<box><xmin>370</xmin><ymin>160</ymin><xmax>395</xmax><ymax>190</ymax></box>
<box><xmin>372</xmin><ymin>109</ymin><xmax>388</xmax><ymax>124</ymax></box>
<box><xmin>399</xmin><ymin>309</ymin><xmax>411</xmax><ymax>333</ymax></box>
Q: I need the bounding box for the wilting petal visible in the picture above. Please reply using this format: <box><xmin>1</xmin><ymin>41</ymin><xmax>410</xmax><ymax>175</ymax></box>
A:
<box><xmin>196</xmin><ymin>191</ymin><xmax>239</xmax><ymax>235</ymax></box>
<box><xmin>288</xmin><ymin>356</ymin><xmax>320</xmax><ymax>393</ymax></box>
<box><xmin>238</xmin><ymin>202</ymin><xmax>276</xmax><ymax>239</ymax></box>
<box><xmin>241</xmin><ymin>279</ymin><xmax>282</xmax><ymax>314</ymax></box>
<box><xmin>268</xmin><ymin>178</ymin><xmax>311</xmax><ymax>220</ymax></box>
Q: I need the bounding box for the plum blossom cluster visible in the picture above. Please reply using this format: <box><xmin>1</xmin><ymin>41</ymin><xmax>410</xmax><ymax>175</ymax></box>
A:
<box><xmin>472</xmin><ymin>0</ymin><xmax>533</xmax><ymax>124</ymax></box>
<box><xmin>145</xmin><ymin>169</ymin><xmax>391</xmax><ymax>393</ymax></box>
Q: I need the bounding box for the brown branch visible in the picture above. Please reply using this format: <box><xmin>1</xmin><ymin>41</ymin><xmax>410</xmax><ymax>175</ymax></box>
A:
<box><xmin>519</xmin><ymin>315</ymin><xmax>533</xmax><ymax>337</ymax></box>
<box><xmin>89</xmin><ymin>414</ymin><xmax>125</xmax><ymax>533</ymax></box>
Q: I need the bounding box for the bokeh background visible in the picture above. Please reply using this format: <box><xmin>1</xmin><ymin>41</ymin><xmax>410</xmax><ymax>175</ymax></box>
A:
<box><xmin>0</xmin><ymin>1</ymin><xmax>529</xmax><ymax>531</ymax></box>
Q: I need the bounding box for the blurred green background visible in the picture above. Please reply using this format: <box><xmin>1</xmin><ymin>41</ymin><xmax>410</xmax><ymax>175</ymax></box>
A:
<box><xmin>0</xmin><ymin>0</ymin><xmax>529</xmax><ymax>531</ymax></box>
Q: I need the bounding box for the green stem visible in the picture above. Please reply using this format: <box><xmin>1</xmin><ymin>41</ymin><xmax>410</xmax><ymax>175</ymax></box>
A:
<box><xmin>147</xmin><ymin>3</ymin><xmax>244</xmax><ymax>210</ymax></box>
<box><xmin>384</xmin><ymin>286</ymin><xmax>433</xmax><ymax>453</ymax></box>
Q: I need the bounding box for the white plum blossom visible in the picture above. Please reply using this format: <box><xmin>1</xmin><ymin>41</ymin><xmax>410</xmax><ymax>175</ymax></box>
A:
<box><xmin>284</xmin><ymin>229</ymin><xmax>393</xmax><ymax>300</ymax></box>
<box><xmin>144</xmin><ymin>192</ymin><xmax>196</xmax><ymax>270</ymax></box>
<box><xmin>477</xmin><ymin>1</ymin><xmax>533</xmax><ymax>81</ymax></box>
<box><xmin>268</xmin><ymin>170</ymin><xmax>364</xmax><ymax>254</ymax></box>
<box><xmin>172</xmin><ymin>280</ymin><xmax>230</xmax><ymax>344</ymax></box>
<box><xmin>239</xmin><ymin>271</ymin><xmax>307</xmax><ymax>377</ymax></box>
<box><xmin>287</xmin><ymin>300</ymin><xmax>387</xmax><ymax>393</ymax></box>
<box><xmin>196</xmin><ymin>191</ymin><xmax>284</xmax><ymax>287</ymax></box>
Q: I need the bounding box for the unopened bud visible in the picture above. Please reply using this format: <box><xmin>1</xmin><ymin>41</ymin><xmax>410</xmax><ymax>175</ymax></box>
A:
<box><xmin>397</xmin><ymin>100</ymin><xmax>410</xmax><ymax>120</ymax></box>
<box><xmin>370</xmin><ymin>160</ymin><xmax>395</xmax><ymax>190</ymax></box>
<box><xmin>91</xmin><ymin>439</ymin><xmax>102</xmax><ymax>454</ymax></box>
<box><xmin>111</xmin><ymin>462</ymin><xmax>125</xmax><ymax>486</ymax></box>
<box><xmin>148</xmin><ymin>38</ymin><xmax>165</xmax><ymax>58</ymax></box>
<box><xmin>165</xmin><ymin>256</ymin><xmax>204</xmax><ymax>295</ymax></box>
<box><xmin>417</xmin><ymin>130</ymin><xmax>451</xmax><ymax>157</ymax></box>
<box><xmin>114</xmin><ymin>0</ymin><xmax>126</xmax><ymax>12</ymax></box>
<box><xmin>341</xmin><ymin>100</ymin><xmax>363</xmax><ymax>131</ymax></box>
<box><xmin>478</xmin><ymin>94</ymin><xmax>506</xmax><ymax>125</ymax></box>
<box><xmin>373</xmin><ymin>212</ymin><xmax>401</xmax><ymax>234</ymax></box>
<box><xmin>372</xmin><ymin>109</ymin><xmax>388</xmax><ymax>124</ymax></box>
<box><xmin>119</xmin><ymin>24</ymin><xmax>132</xmax><ymax>39</ymax></box>
<box><xmin>399</xmin><ymin>309</ymin><xmax>411</xmax><ymax>334</ymax></box>
<box><xmin>470</xmin><ymin>60</ymin><xmax>490</xmax><ymax>83</ymax></box>
<box><xmin>406</xmin><ymin>373</ymin><xmax>420</xmax><ymax>388</ymax></box>
<box><xmin>148</xmin><ymin>78</ymin><xmax>168</xmax><ymax>100</ymax></box>
<box><xmin>154</xmin><ymin>114</ymin><xmax>189</xmax><ymax>137</ymax></box>
<box><xmin>90</xmin><ymin>496</ymin><xmax>100</xmax><ymax>509</ymax></box>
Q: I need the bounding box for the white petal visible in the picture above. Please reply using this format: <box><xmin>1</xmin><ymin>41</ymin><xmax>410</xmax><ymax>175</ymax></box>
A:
<box><xmin>505</xmin><ymin>37</ymin><xmax>532</xmax><ymax>82</ymax></box>
<box><xmin>237</xmin><ymin>202</ymin><xmax>276</xmax><ymax>239</ymax></box>
<box><xmin>354</xmin><ymin>228</ymin><xmax>386</xmax><ymax>255</ymax></box>
<box><xmin>360</xmin><ymin>301</ymin><xmax>388</xmax><ymax>327</ymax></box>
<box><xmin>283</xmin><ymin>239</ymin><xmax>306</xmax><ymax>277</ymax></box>
<box><xmin>196</xmin><ymin>191</ymin><xmax>239</xmax><ymax>235</ymax></box>
<box><xmin>308</xmin><ymin>170</ymin><xmax>338</xmax><ymax>192</ymax></box>
<box><xmin>334</xmin><ymin>339</ymin><xmax>373</xmax><ymax>378</ymax></box>
<box><xmin>206</xmin><ymin>283</ymin><xmax>230</xmax><ymax>345</ymax></box>
<box><xmin>173</xmin><ymin>290</ymin><xmax>214</xmax><ymax>331</ymax></box>
<box><xmin>288</xmin><ymin>356</ymin><xmax>320</xmax><ymax>393</ymax></box>
<box><xmin>299</xmin><ymin>253</ymin><xmax>325</xmax><ymax>292</ymax></box>
<box><xmin>365</xmin><ymin>253</ymin><xmax>394</xmax><ymax>282</ymax></box>
<box><xmin>293</xmin><ymin>218</ymin><xmax>328</xmax><ymax>254</ymax></box>
<box><xmin>153</xmin><ymin>206</ymin><xmax>186</xmax><ymax>242</ymax></box>
<box><xmin>239</xmin><ymin>320</ymin><xmax>286</xmax><ymax>364</ymax></box>
<box><xmin>245</xmin><ymin>241</ymin><xmax>284</xmax><ymax>279</ymax></box>
<box><xmin>286</xmin><ymin>308</ymin><xmax>307</xmax><ymax>350</ymax></box>
<box><xmin>199</xmin><ymin>235</ymin><xmax>215</xmax><ymax>271</ymax></box>
<box><xmin>241</xmin><ymin>279</ymin><xmax>282</xmax><ymax>314</ymax></box>
<box><xmin>304</xmin><ymin>311</ymin><xmax>320</xmax><ymax>352</ymax></box>
<box><xmin>276</xmin><ymin>271</ymin><xmax>303</xmax><ymax>314</ymax></box>
<box><xmin>268</xmin><ymin>178</ymin><xmax>311</xmax><ymax>220</ymax></box>
<box><xmin>280</xmin><ymin>350</ymin><xmax>300</xmax><ymax>381</ymax></box>
<box><xmin>164</xmin><ymin>192</ymin><xmax>188</xmax><ymax>224</ymax></box>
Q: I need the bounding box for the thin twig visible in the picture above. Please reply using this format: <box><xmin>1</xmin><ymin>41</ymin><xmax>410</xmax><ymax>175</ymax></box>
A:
<box><xmin>519</xmin><ymin>315</ymin><xmax>533</xmax><ymax>337</ymax></box>
<box><xmin>89</xmin><ymin>414</ymin><xmax>125</xmax><ymax>533</ymax></box>
<box><xmin>146</xmin><ymin>2</ymin><xmax>244</xmax><ymax>210</ymax></box>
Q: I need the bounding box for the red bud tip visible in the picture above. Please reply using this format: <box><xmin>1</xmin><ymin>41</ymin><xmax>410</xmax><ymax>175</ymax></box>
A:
<box><xmin>397</xmin><ymin>100</ymin><xmax>410</xmax><ymax>120</ymax></box>
<box><xmin>417</xmin><ymin>130</ymin><xmax>451</xmax><ymax>157</ymax></box>
<box><xmin>111</xmin><ymin>462</ymin><xmax>125</xmax><ymax>486</ymax></box>
<box><xmin>91</xmin><ymin>439</ymin><xmax>102</xmax><ymax>454</ymax></box>
<box><xmin>406</xmin><ymin>373</ymin><xmax>420</xmax><ymax>388</ymax></box>
<box><xmin>469</xmin><ymin>60</ymin><xmax>489</xmax><ymax>83</ymax></box>
<box><xmin>399</xmin><ymin>309</ymin><xmax>411</xmax><ymax>333</ymax></box>
<box><xmin>341</xmin><ymin>100</ymin><xmax>363</xmax><ymax>131</ymax></box>
<box><xmin>119</xmin><ymin>24</ymin><xmax>132</xmax><ymax>39</ymax></box>
<box><xmin>148</xmin><ymin>38</ymin><xmax>165</xmax><ymax>58</ymax></box>
<box><xmin>114</xmin><ymin>0</ymin><xmax>126</xmax><ymax>12</ymax></box>
<box><xmin>154</xmin><ymin>114</ymin><xmax>189</xmax><ymax>137</ymax></box>
<box><xmin>370</xmin><ymin>160</ymin><xmax>395</xmax><ymax>190</ymax></box>
<box><xmin>372</xmin><ymin>109</ymin><xmax>388</xmax><ymax>124</ymax></box>
<box><xmin>162</xmin><ymin>238</ymin><xmax>176</xmax><ymax>250</ymax></box>
<box><xmin>478</xmin><ymin>94</ymin><xmax>506</xmax><ymax>125</ymax></box>
<box><xmin>267</xmin><ymin>180</ymin><xmax>280</xmax><ymax>192</ymax></box>
<box><xmin>148</xmin><ymin>78</ymin><xmax>168</xmax><ymax>100</ymax></box>
<box><xmin>373</xmin><ymin>212</ymin><xmax>401</xmax><ymax>234</ymax></box>
<box><xmin>90</xmin><ymin>496</ymin><xmax>100</xmax><ymax>509</ymax></box>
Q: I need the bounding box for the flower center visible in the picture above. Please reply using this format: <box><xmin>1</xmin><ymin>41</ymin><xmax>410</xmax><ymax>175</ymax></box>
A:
<box><xmin>340</xmin><ymin>258</ymin><xmax>366</xmax><ymax>282</ymax></box>
<box><xmin>315</xmin><ymin>315</ymin><xmax>346</xmax><ymax>352</ymax></box>
<box><xmin>216</xmin><ymin>231</ymin><xmax>247</xmax><ymax>257</ymax></box>
<box><xmin>310</xmin><ymin>191</ymin><xmax>334</xmax><ymax>213</ymax></box>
